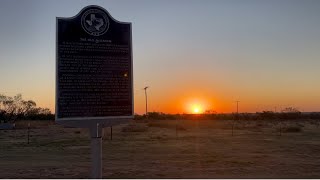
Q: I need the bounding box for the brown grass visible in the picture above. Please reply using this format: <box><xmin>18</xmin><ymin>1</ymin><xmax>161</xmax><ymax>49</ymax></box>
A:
<box><xmin>1</xmin><ymin>119</ymin><xmax>320</xmax><ymax>178</ymax></box>
<box><xmin>121</xmin><ymin>123</ymin><xmax>148</xmax><ymax>132</ymax></box>
<box><xmin>148</xmin><ymin>121</ymin><xmax>187</xmax><ymax>131</ymax></box>
<box><xmin>283</xmin><ymin>125</ymin><xmax>303</xmax><ymax>133</ymax></box>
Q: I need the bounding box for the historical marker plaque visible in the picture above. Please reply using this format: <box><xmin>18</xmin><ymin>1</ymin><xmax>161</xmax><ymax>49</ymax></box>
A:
<box><xmin>56</xmin><ymin>5</ymin><xmax>133</xmax><ymax>121</ymax></box>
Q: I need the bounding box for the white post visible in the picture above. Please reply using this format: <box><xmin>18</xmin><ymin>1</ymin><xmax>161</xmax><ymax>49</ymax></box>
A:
<box><xmin>90</xmin><ymin>123</ymin><xmax>103</xmax><ymax>179</ymax></box>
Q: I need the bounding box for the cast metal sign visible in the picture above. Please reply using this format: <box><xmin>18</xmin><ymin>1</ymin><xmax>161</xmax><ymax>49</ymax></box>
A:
<box><xmin>56</xmin><ymin>5</ymin><xmax>133</xmax><ymax>123</ymax></box>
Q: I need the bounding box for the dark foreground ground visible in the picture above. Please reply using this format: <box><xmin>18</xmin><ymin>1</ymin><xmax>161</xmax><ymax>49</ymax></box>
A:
<box><xmin>1</xmin><ymin>119</ymin><xmax>320</xmax><ymax>178</ymax></box>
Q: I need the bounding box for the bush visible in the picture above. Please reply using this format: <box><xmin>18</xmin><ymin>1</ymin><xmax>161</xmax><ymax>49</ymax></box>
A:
<box><xmin>147</xmin><ymin>121</ymin><xmax>187</xmax><ymax>131</ymax></box>
<box><xmin>283</xmin><ymin>126</ymin><xmax>302</xmax><ymax>133</ymax></box>
<box><xmin>122</xmin><ymin>123</ymin><xmax>148</xmax><ymax>132</ymax></box>
<box><xmin>148</xmin><ymin>122</ymin><xmax>171</xmax><ymax>128</ymax></box>
<box><xmin>0</xmin><ymin>94</ymin><xmax>54</xmax><ymax>121</ymax></box>
<box><xmin>176</xmin><ymin>125</ymin><xmax>187</xmax><ymax>131</ymax></box>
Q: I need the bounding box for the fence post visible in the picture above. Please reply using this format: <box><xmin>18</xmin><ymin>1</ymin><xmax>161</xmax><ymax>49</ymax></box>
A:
<box><xmin>110</xmin><ymin>126</ymin><xmax>112</xmax><ymax>141</ymax></box>
<box><xmin>279</xmin><ymin>120</ymin><xmax>282</xmax><ymax>136</ymax></box>
<box><xmin>27</xmin><ymin>123</ymin><xmax>30</xmax><ymax>144</ymax></box>
<box><xmin>232</xmin><ymin>120</ymin><xmax>234</xmax><ymax>136</ymax></box>
<box><xmin>176</xmin><ymin>124</ymin><xmax>178</xmax><ymax>138</ymax></box>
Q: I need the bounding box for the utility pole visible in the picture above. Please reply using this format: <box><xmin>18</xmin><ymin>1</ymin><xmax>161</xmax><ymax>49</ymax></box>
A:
<box><xmin>236</xmin><ymin>101</ymin><xmax>240</xmax><ymax>120</ymax></box>
<box><xmin>232</xmin><ymin>101</ymin><xmax>240</xmax><ymax>136</ymax></box>
<box><xmin>144</xmin><ymin>86</ymin><xmax>149</xmax><ymax>117</ymax></box>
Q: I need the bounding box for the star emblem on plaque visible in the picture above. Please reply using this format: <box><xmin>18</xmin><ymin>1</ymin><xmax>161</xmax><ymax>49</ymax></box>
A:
<box><xmin>81</xmin><ymin>8</ymin><xmax>109</xmax><ymax>36</ymax></box>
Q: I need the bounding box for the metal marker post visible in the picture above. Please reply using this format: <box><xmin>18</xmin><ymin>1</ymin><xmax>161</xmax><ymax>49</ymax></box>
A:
<box><xmin>56</xmin><ymin>5</ymin><xmax>133</xmax><ymax>179</ymax></box>
<box><xmin>90</xmin><ymin>123</ymin><xmax>103</xmax><ymax>179</ymax></box>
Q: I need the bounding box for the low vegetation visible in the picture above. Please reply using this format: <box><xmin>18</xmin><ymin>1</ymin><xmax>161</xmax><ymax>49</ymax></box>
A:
<box><xmin>1</xmin><ymin>119</ymin><xmax>320</xmax><ymax>178</ymax></box>
<box><xmin>0</xmin><ymin>94</ymin><xmax>54</xmax><ymax>123</ymax></box>
<box><xmin>148</xmin><ymin>121</ymin><xmax>187</xmax><ymax>131</ymax></box>
<box><xmin>121</xmin><ymin>123</ymin><xmax>148</xmax><ymax>132</ymax></box>
<box><xmin>135</xmin><ymin>109</ymin><xmax>320</xmax><ymax>121</ymax></box>
<box><xmin>283</xmin><ymin>125</ymin><xmax>303</xmax><ymax>133</ymax></box>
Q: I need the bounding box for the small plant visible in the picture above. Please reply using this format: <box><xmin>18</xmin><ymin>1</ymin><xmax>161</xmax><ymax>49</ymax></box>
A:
<box><xmin>122</xmin><ymin>123</ymin><xmax>148</xmax><ymax>132</ymax></box>
<box><xmin>148</xmin><ymin>122</ymin><xmax>187</xmax><ymax>131</ymax></box>
<box><xmin>283</xmin><ymin>126</ymin><xmax>302</xmax><ymax>133</ymax></box>
<box><xmin>176</xmin><ymin>125</ymin><xmax>187</xmax><ymax>131</ymax></box>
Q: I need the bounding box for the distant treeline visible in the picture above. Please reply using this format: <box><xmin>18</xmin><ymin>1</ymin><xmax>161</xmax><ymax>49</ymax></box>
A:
<box><xmin>135</xmin><ymin>108</ymin><xmax>320</xmax><ymax>120</ymax></box>
<box><xmin>1</xmin><ymin>94</ymin><xmax>319</xmax><ymax>122</ymax></box>
<box><xmin>0</xmin><ymin>94</ymin><xmax>54</xmax><ymax>122</ymax></box>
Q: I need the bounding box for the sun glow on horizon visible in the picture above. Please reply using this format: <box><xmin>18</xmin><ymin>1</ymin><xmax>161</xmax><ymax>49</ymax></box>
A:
<box><xmin>184</xmin><ymin>97</ymin><xmax>212</xmax><ymax>114</ymax></box>
<box><xmin>190</xmin><ymin>103</ymin><xmax>204</xmax><ymax>114</ymax></box>
<box><xmin>188</xmin><ymin>102</ymin><xmax>205</xmax><ymax>114</ymax></box>
<box><xmin>193</xmin><ymin>108</ymin><xmax>200</xmax><ymax>114</ymax></box>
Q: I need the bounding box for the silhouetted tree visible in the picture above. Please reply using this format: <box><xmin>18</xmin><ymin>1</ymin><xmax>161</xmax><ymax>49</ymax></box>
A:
<box><xmin>280</xmin><ymin>107</ymin><xmax>301</xmax><ymax>119</ymax></box>
<box><xmin>257</xmin><ymin>111</ymin><xmax>275</xmax><ymax>120</ymax></box>
<box><xmin>0</xmin><ymin>94</ymin><xmax>53</xmax><ymax>122</ymax></box>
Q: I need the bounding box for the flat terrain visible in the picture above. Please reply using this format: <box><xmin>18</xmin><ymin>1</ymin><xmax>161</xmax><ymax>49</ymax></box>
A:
<box><xmin>1</xmin><ymin>119</ymin><xmax>320</xmax><ymax>178</ymax></box>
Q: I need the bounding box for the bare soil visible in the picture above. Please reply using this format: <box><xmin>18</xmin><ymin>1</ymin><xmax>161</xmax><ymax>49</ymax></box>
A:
<box><xmin>1</xmin><ymin>119</ymin><xmax>320</xmax><ymax>178</ymax></box>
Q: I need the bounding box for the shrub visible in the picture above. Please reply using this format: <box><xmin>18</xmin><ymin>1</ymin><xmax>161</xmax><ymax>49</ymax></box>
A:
<box><xmin>147</xmin><ymin>121</ymin><xmax>187</xmax><ymax>131</ymax></box>
<box><xmin>122</xmin><ymin>123</ymin><xmax>148</xmax><ymax>132</ymax></box>
<box><xmin>176</xmin><ymin>125</ymin><xmax>187</xmax><ymax>131</ymax></box>
<box><xmin>283</xmin><ymin>126</ymin><xmax>302</xmax><ymax>133</ymax></box>
<box><xmin>148</xmin><ymin>122</ymin><xmax>170</xmax><ymax>128</ymax></box>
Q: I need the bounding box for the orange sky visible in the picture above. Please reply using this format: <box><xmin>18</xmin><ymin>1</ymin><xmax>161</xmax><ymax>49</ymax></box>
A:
<box><xmin>1</xmin><ymin>1</ymin><xmax>320</xmax><ymax>115</ymax></box>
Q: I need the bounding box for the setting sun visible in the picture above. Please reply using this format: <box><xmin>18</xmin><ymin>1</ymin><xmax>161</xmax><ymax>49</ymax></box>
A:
<box><xmin>191</xmin><ymin>104</ymin><xmax>203</xmax><ymax>114</ymax></box>
<box><xmin>184</xmin><ymin>98</ymin><xmax>210</xmax><ymax>114</ymax></box>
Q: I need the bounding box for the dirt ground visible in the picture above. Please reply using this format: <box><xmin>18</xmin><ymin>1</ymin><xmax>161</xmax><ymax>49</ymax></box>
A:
<box><xmin>1</xmin><ymin>119</ymin><xmax>320</xmax><ymax>178</ymax></box>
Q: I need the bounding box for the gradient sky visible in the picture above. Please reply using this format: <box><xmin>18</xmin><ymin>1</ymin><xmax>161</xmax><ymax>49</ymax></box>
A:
<box><xmin>0</xmin><ymin>0</ymin><xmax>320</xmax><ymax>114</ymax></box>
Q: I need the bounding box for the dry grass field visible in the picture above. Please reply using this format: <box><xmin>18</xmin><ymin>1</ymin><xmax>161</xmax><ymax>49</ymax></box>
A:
<box><xmin>1</xmin><ymin>119</ymin><xmax>320</xmax><ymax>178</ymax></box>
